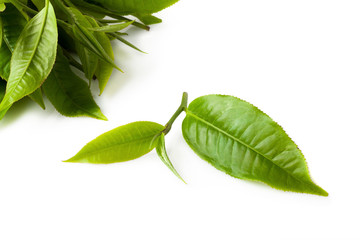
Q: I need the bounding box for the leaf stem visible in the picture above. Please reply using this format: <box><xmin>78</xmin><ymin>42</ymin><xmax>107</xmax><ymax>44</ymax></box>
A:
<box><xmin>163</xmin><ymin>92</ymin><xmax>188</xmax><ymax>135</ymax></box>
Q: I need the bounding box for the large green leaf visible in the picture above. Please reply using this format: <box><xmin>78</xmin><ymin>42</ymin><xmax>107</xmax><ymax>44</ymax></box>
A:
<box><xmin>156</xmin><ymin>133</ymin><xmax>185</xmax><ymax>183</ymax></box>
<box><xmin>42</xmin><ymin>48</ymin><xmax>107</xmax><ymax>120</ymax></box>
<box><xmin>86</xmin><ymin>16</ymin><xmax>114</xmax><ymax>95</ymax></box>
<box><xmin>65</xmin><ymin>121</ymin><xmax>164</xmax><ymax>163</ymax></box>
<box><xmin>0</xmin><ymin>17</ymin><xmax>2</xmax><ymax>48</ymax></box>
<box><xmin>0</xmin><ymin>5</ymin><xmax>46</xmax><ymax>110</ymax></box>
<box><xmin>75</xmin><ymin>0</ymin><xmax>179</xmax><ymax>15</ymax></box>
<box><xmin>182</xmin><ymin>95</ymin><xmax>328</xmax><ymax>196</ymax></box>
<box><xmin>0</xmin><ymin>0</ymin><xmax>58</xmax><ymax>112</ymax></box>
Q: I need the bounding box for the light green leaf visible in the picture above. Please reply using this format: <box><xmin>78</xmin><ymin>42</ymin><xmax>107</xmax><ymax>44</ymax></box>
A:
<box><xmin>0</xmin><ymin>0</ymin><xmax>58</xmax><ymax>112</ymax></box>
<box><xmin>182</xmin><ymin>95</ymin><xmax>328</xmax><ymax>196</ymax></box>
<box><xmin>76</xmin><ymin>0</ymin><xmax>179</xmax><ymax>15</ymax></box>
<box><xmin>156</xmin><ymin>133</ymin><xmax>186</xmax><ymax>183</ymax></box>
<box><xmin>0</xmin><ymin>3</ymin><xmax>5</xmax><ymax>12</ymax></box>
<box><xmin>42</xmin><ymin>48</ymin><xmax>106</xmax><ymax>120</ymax></box>
<box><xmin>88</xmin><ymin>21</ymin><xmax>134</xmax><ymax>33</ymax></box>
<box><xmin>135</xmin><ymin>14</ymin><xmax>162</xmax><ymax>25</ymax></box>
<box><xmin>86</xmin><ymin>16</ymin><xmax>114</xmax><ymax>95</ymax></box>
<box><xmin>65</xmin><ymin>121</ymin><xmax>164</xmax><ymax>164</ymax></box>
<box><xmin>0</xmin><ymin>5</ymin><xmax>46</xmax><ymax>110</ymax></box>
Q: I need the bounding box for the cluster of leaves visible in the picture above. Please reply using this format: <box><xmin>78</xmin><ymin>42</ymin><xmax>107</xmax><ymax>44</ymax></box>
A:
<box><xmin>0</xmin><ymin>0</ymin><xmax>178</xmax><ymax>120</ymax></box>
<box><xmin>66</xmin><ymin>92</ymin><xmax>328</xmax><ymax>197</ymax></box>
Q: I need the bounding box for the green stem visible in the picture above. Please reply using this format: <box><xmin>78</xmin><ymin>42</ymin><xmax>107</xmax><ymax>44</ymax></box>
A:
<box><xmin>163</xmin><ymin>92</ymin><xmax>188</xmax><ymax>135</ymax></box>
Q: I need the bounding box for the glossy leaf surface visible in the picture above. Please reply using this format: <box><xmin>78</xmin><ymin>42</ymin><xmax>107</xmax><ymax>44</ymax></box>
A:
<box><xmin>156</xmin><ymin>133</ymin><xmax>185</xmax><ymax>183</ymax></box>
<box><xmin>42</xmin><ymin>49</ymin><xmax>106</xmax><ymax>120</ymax></box>
<box><xmin>0</xmin><ymin>1</ymin><xmax>57</xmax><ymax>111</ymax></box>
<box><xmin>65</xmin><ymin>121</ymin><xmax>164</xmax><ymax>164</ymax></box>
<box><xmin>77</xmin><ymin>0</ymin><xmax>179</xmax><ymax>15</ymax></box>
<box><xmin>182</xmin><ymin>95</ymin><xmax>328</xmax><ymax>196</ymax></box>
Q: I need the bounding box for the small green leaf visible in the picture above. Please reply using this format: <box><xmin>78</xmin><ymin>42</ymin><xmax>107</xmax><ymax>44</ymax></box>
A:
<box><xmin>135</xmin><ymin>14</ymin><xmax>162</xmax><ymax>25</ymax></box>
<box><xmin>79</xmin><ymin>0</ymin><xmax>179</xmax><ymax>15</ymax></box>
<box><xmin>85</xmin><ymin>16</ymin><xmax>114</xmax><ymax>95</ymax></box>
<box><xmin>28</xmin><ymin>88</ymin><xmax>45</xmax><ymax>110</ymax></box>
<box><xmin>0</xmin><ymin>0</ymin><xmax>58</xmax><ymax>112</ymax></box>
<box><xmin>42</xmin><ymin>48</ymin><xmax>107</xmax><ymax>120</ymax></box>
<box><xmin>156</xmin><ymin>133</ymin><xmax>186</xmax><ymax>183</ymax></box>
<box><xmin>65</xmin><ymin>121</ymin><xmax>164</xmax><ymax>164</ymax></box>
<box><xmin>88</xmin><ymin>21</ymin><xmax>134</xmax><ymax>33</ymax></box>
<box><xmin>182</xmin><ymin>95</ymin><xmax>328</xmax><ymax>196</ymax></box>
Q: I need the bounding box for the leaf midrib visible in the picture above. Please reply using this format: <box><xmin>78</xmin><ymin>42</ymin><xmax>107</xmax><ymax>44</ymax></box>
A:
<box><xmin>186</xmin><ymin>110</ymin><xmax>308</xmax><ymax>186</ymax></box>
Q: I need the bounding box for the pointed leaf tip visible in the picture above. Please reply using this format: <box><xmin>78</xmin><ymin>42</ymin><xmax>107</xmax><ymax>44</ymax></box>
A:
<box><xmin>156</xmin><ymin>133</ymin><xmax>186</xmax><ymax>183</ymax></box>
<box><xmin>182</xmin><ymin>94</ymin><xmax>327</xmax><ymax>195</ymax></box>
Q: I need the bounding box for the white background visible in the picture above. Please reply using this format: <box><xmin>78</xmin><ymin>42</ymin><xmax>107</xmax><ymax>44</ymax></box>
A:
<box><xmin>1</xmin><ymin>0</ymin><xmax>359</xmax><ymax>239</ymax></box>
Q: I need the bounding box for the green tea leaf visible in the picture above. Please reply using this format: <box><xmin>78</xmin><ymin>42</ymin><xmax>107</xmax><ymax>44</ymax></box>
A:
<box><xmin>0</xmin><ymin>0</ymin><xmax>58</xmax><ymax>112</ymax></box>
<box><xmin>67</xmin><ymin>7</ymin><xmax>121</xmax><ymax>72</ymax></box>
<box><xmin>0</xmin><ymin>80</ymin><xmax>9</xmax><ymax>120</ymax></box>
<box><xmin>42</xmin><ymin>48</ymin><xmax>106</xmax><ymax>120</ymax></box>
<box><xmin>0</xmin><ymin>4</ymin><xmax>27</xmax><ymax>52</ymax></box>
<box><xmin>28</xmin><ymin>88</ymin><xmax>45</xmax><ymax>110</ymax></box>
<box><xmin>88</xmin><ymin>21</ymin><xmax>134</xmax><ymax>33</ymax></box>
<box><xmin>135</xmin><ymin>14</ymin><xmax>162</xmax><ymax>25</ymax></box>
<box><xmin>0</xmin><ymin>5</ymin><xmax>46</xmax><ymax>110</ymax></box>
<box><xmin>156</xmin><ymin>133</ymin><xmax>186</xmax><ymax>183</ymax></box>
<box><xmin>182</xmin><ymin>95</ymin><xmax>328</xmax><ymax>196</ymax></box>
<box><xmin>0</xmin><ymin>42</ymin><xmax>11</xmax><ymax>80</ymax></box>
<box><xmin>65</xmin><ymin>121</ymin><xmax>164</xmax><ymax>163</ymax></box>
<box><xmin>86</xmin><ymin>16</ymin><xmax>114</xmax><ymax>95</ymax></box>
<box><xmin>67</xmin><ymin>7</ymin><xmax>98</xmax><ymax>80</ymax></box>
<box><xmin>77</xmin><ymin>0</ymin><xmax>179</xmax><ymax>15</ymax></box>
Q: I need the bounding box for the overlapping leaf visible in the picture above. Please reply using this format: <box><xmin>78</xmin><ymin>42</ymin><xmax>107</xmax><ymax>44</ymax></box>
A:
<box><xmin>42</xmin><ymin>48</ymin><xmax>106</xmax><ymax>120</ymax></box>
<box><xmin>182</xmin><ymin>95</ymin><xmax>328</xmax><ymax>196</ymax></box>
<box><xmin>0</xmin><ymin>0</ymin><xmax>57</xmax><ymax>111</ymax></box>
<box><xmin>65</xmin><ymin>121</ymin><xmax>164</xmax><ymax>163</ymax></box>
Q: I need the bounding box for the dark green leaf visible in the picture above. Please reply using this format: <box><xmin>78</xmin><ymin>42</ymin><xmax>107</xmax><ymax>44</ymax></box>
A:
<box><xmin>0</xmin><ymin>4</ymin><xmax>27</xmax><ymax>52</ymax></box>
<box><xmin>182</xmin><ymin>95</ymin><xmax>328</xmax><ymax>196</ymax></box>
<box><xmin>43</xmin><ymin>48</ymin><xmax>107</xmax><ymax>120</ymax></box>
<box><xmin>65</xmin><ymin>121</ymin><xmax>164</xmax><ymax>163</ymax></box>
<box><xmin>0</xmin><ymin>0</ymin><xmax>58</xmax><ymax>112</ymax></box>
<box><xmin>156</xmin><ymin>133</ymin><xmax>186</xmax><ymax>183</ymax></box>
